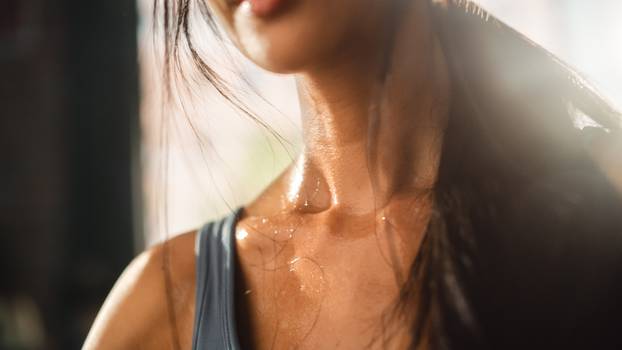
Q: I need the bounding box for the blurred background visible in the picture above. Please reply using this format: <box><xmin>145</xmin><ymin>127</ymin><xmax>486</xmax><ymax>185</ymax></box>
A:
<box><xmin>1</xmin><ymin>0</ymin><xmax>620</xmax><ymax>348</ymax></box>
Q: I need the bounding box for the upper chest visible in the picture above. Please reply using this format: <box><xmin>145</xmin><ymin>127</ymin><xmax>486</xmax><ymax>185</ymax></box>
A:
<box><xmin>232</xmin><ymin>211</ymin><xmax>429</xmax><ymax>349</ymax></box>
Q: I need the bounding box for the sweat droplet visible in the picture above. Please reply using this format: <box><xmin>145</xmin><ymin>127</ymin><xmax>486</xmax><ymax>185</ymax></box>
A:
<box><xmin>289</xmin><ymin>256</ymin><xmax>301</xmax><ymax>271</ymax></box>
<box><xmin>236</xmin><ymin>230</ymin><xmax>249</xmax><ymax>240</ymax></box>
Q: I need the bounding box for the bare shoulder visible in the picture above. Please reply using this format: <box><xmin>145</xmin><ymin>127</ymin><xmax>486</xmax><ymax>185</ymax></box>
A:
<box><xmin>83</xmin><ymin>230</ymin><xmax>198</xmax><ymax>350</ymax></box>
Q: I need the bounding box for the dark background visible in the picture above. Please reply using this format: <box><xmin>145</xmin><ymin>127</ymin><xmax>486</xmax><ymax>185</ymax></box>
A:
<box><xmin>0</xmin><ymin>0</ymin><xmax>139</xmax><ymax>348</ymax></box>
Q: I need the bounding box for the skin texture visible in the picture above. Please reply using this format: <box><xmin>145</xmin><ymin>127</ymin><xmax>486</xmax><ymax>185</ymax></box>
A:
<box><xmin>84</xmin><ymin>0</ymin><xmax>622</xmax><ymax>349</ymax></box>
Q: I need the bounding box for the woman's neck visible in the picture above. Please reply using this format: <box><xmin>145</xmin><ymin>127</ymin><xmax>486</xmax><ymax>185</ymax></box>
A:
<box><xmin>289</xmin><ymin>0</ymin><xmax>451</xmax><ymax>216</ymax></box>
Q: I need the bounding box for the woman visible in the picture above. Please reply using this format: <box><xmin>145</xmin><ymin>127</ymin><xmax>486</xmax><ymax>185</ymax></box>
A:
<box><xmin>84</xmin><ymin>0</ymin><xmax>622</xmax><ymax>349</ymax></box>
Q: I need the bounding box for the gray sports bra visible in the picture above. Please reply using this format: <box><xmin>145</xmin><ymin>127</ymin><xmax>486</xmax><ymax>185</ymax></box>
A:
<box><xmin>192</xmin><ymin>208</ymin><xmax>244</xmax><ymax>350</ymax></box>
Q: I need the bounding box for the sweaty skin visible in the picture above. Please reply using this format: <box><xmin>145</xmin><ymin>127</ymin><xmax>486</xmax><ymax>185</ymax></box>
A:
<box><xmin>84</xmin><ymin>0</ymin><xmax>621</xmax><ymax>349</ymax></box>
<box><xmin>84</xmin><ymin>1</ymin><xmax>447</xmax><ymax>348</ymax></box>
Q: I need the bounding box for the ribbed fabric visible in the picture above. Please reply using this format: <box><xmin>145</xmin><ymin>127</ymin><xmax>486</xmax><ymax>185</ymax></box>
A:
<box><xmin>192</xmin><ymin>208</ymin><xmax>244</xmax><ymax>350</ymax></box>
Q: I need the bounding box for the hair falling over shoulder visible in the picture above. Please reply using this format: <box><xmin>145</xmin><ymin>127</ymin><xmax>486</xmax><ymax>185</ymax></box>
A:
<box><xmin>154</xmin><ymin>0</ymin><xmax>622</xmax><ymax>349</ymax></box>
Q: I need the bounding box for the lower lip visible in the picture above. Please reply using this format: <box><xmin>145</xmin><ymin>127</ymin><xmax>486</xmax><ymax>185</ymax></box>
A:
<box><xmin>242</xmin><ymin>0</ymin><xmax>286</xmax><ymax>17</ymax></box>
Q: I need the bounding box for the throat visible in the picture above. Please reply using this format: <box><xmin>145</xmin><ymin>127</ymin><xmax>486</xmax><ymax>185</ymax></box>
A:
<box><xmin>290</xmin><ymin>0</ymin><xmax>451</xmax><ymax>213</ymax></box>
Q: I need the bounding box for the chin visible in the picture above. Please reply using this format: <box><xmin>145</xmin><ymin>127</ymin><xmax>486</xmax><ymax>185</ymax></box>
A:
<box><xmin>218</xmin><ymin>0</ymin><xmax>383</xmax><ymax>74</ymax></box>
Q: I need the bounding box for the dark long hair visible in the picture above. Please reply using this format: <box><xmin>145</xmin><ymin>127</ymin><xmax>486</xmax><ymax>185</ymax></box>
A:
<box><xmin>155</xmin><ymin>0</ymin><xmax>622</xmax><ymax>349</ymax></box>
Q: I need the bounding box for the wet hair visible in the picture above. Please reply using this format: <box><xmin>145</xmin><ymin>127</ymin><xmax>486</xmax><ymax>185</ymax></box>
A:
<box><xmin>155</xmin><ymin>0</ymin><xmax>622</xmax><ymax>349</ymax></box>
